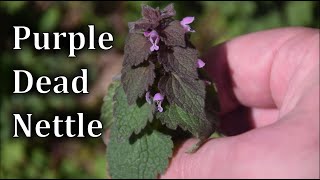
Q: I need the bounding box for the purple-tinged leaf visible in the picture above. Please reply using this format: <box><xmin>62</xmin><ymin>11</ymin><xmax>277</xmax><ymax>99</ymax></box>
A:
<box><xmin>157</xmin><ymin>104</ymin><xmax>207</xmax><ymax>138</ymax></box>
<box><xmin>158</xmin><ymin>73</ymin><xmax>207</xmax><ymax>121</ymax></box>
<box><xmin>158</xmin><ymin>46</ymin><xmax>199</xmax><ymax>79</ymax></box>
<box><xmin>160</xmin><ymin>3</ymin><xmax>176</xmax><ymax>19</ymax></box>
<box><xmin>121</xmin><ymin>62</ymin><xmax>156</xmax><ymax>105</ymax></box>
<box><xmin>160</xmin><ymin>20</ymin><xmax>186</xmax><ymax>47</ymax></box>
<box><xmin>128</xmin><ymin>19</ymin><xmax>158</xmax><ymax>33</ymax></box>
<box><xmin>141</xmin><ymin>4</ymin><xmax>161</xmax><ymax>22</ymax></box>
<box><xmin>123</xmin><ymin>33</ymin><xmax>152</xmax><ymax>67</ymax></box>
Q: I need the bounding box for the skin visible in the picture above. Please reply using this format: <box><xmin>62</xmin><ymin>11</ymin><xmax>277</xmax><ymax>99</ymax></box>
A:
<box><xmin>161</xmin><ymin>27</ymin><xmax>319</xmax><ymax>178</ymax></box>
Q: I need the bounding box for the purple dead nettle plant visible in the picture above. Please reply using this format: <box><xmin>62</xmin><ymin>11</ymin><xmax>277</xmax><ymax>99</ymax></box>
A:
<box><xmin>125</xmin><ymin>5</ymin><xmax>206</xmax><ymax>113</ymax></box>
<box><xmin>104</xmin><ymin>4</ymin><xmax>220</xmax><ymax>179</ymax></box>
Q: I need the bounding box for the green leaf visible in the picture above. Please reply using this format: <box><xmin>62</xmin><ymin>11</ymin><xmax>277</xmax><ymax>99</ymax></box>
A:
<box><xmin>158</xmin><ymin>46</ymin><xmax>199</xmax><ymax>79</ymax></box>
<box><xmin>122</xmin><ymin>62</ymin><xmax>156</xmax><ymax>105</ymax></box>
<box><xmin>157</xmin><ymin>104</ymin><xmax>205</xmax><ymax>138</ymax></box>
<box><xmin>113</xmin><ymin>85</ymin><xmax>154</xmax><ymax>141</ymax></box>
<box><xmin>100</xmin><ymin>80</ymin><xmax>120</xmax><ymax>129</ymax></box>
<box><xmin>123</xmin><ymin>33</ymin><xmax>152</xmax><ymax>67</ymax></box>
<box><xmin>161</xmin><ymin>20</ymin><xmax>186</xmax><ymax>47</ymax></box>
<box><xmin>107</xmin><ymin>125</ymin><xmax>173</xmax><ymax>179</ymax></box>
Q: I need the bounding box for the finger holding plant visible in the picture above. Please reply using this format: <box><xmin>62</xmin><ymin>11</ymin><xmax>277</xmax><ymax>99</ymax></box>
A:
<box><xmin>101</xmin><ymin>3</ymin><xmax>221</xmax><ymax>179</ymax></box>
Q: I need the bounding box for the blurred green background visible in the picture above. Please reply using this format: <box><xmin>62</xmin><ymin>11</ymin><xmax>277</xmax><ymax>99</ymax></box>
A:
<box><xmin>0</xmin><ymin>1</ymin><xmax>319</xmax><ymax>178</ymax></box>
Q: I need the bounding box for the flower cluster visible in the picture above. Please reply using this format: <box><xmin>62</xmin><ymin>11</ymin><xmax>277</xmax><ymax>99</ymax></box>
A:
<box><xmin>122</xmin><ymin>4</ymin><xmax>206</xmax><ymax>113</ymax></box>
<box><xmin>141</xmin><ymin>14</ymin><xmax>205</xmax><ymax>112</ymax></box>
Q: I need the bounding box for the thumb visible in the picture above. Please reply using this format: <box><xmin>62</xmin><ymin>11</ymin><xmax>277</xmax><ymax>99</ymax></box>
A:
<box><xmin>160</xmin><ymin>137</ymin><xmax>235</xmax><ymax>179</ymax></box>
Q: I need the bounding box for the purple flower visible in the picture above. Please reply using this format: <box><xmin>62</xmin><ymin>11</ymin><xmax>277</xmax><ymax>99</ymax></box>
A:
<box><xmin>197</xmin><ymin>59</ymin><xmax>205</xmax><ymax>68</ymax></box>
<box><xmin>145</xmin><ymin>92</ymin><xmax>164</xmax><ymax>112</ymax></box>
<box><xmin>145</xmin><ymin>91</ymin><xmax>152</xmax><ymax>104</ymax></box>
<box><xmin>144</xmin><ymin>30</ymin><xmax>159</xmax><ymax>52</ymax></box>
<box><xmin>153</xmin><ymin>93</ymin><xmax>164</xmax><ymax>101</ymax></box>
<box><xmin>153</xmin><ymin>93</ymin><xmax>164</xmax><ymax>112</ymax></box>
<box><xmin>157</xmin><ymin>102</ymin><xmax>163</xmax><ymax>112</ymax></box>
<box><xmin>144</xmin><ymin>31</ymin><xmax>151</xmax><ymax>37</ymax></box>
<box><xmin>180</xmin><ymin>16</ymin><xmax>195</xmax><ymax>32</ymax></box>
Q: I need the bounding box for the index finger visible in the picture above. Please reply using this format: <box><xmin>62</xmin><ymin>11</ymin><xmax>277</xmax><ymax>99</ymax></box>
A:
<box><xmin>203</xmin><ymin>27</ymin><xmax>318</xmax><ymax>113</ymax></box>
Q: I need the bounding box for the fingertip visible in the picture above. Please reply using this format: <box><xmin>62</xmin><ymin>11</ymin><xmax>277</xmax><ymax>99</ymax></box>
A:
<box><xmin>202</xmin><ymin>27</ymin><xmax>317</xmax><ymax>112</ymax></box>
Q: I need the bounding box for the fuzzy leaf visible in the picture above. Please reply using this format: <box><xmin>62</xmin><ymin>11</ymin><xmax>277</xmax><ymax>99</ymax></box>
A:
<box><xmin>121</xmin><ymin>62</ymin><xmax>155</xmax><ymax>105</ymax></box>
<box><xmin>142</xmin><ymin>5</ymin><xmax>161</xmax><ymax>22</ymax></box>
<box><xmin>158</xmin><ymin>46</ymin><xmax>198</xmax><ymax>79</ymax></box>
<box><xmin>158</xmin><ymin>74</ymin><xmax>216</xmax><ymax>138</ymax></box>
<box><xmin>128</xmin><ymin>19</ymin><xmax>158</xmax><ymax>33</ymax></box>
<box><xmin>113</xmin><ymin>85</ymin><xmax>154</xmax><ymax>141</ymax></box>
<box><xmin>100</xmin><ymin>80</ymin><xmax>120</xmax><ymax>129</ymax></box>
<box><xmin>107</xmin><ymin>125</ymin><xmax>173</xmax><ymax>179</ymax></box>
<box><xmin>160</xmin><ymin>3</ymin><xmax>176</xmax><ymax>19</ymax></box>
<box><xmin>161</xmin><ymin>20</ymin><xmax>186</xmax><ymax>47</ymax></box>
<box><xmin>123</xmin><ymin>33</ymin><xmax>152</xmax><ymax>67</ymax></box>
<box><xmin>157</xmin><ymin>104</ymin><xmax>205</xmax><ymax>138</ymax></box>
<box><xmin>159</xmin><ymin>73</ymin><xmax>206</xmax><ymax>121</ymax></box>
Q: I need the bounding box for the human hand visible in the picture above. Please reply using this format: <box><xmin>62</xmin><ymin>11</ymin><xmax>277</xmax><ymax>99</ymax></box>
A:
<box><xmin>161</xmin><ymin>27</ymin><xmax>319</xmax><ymax>178</ymax></box>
